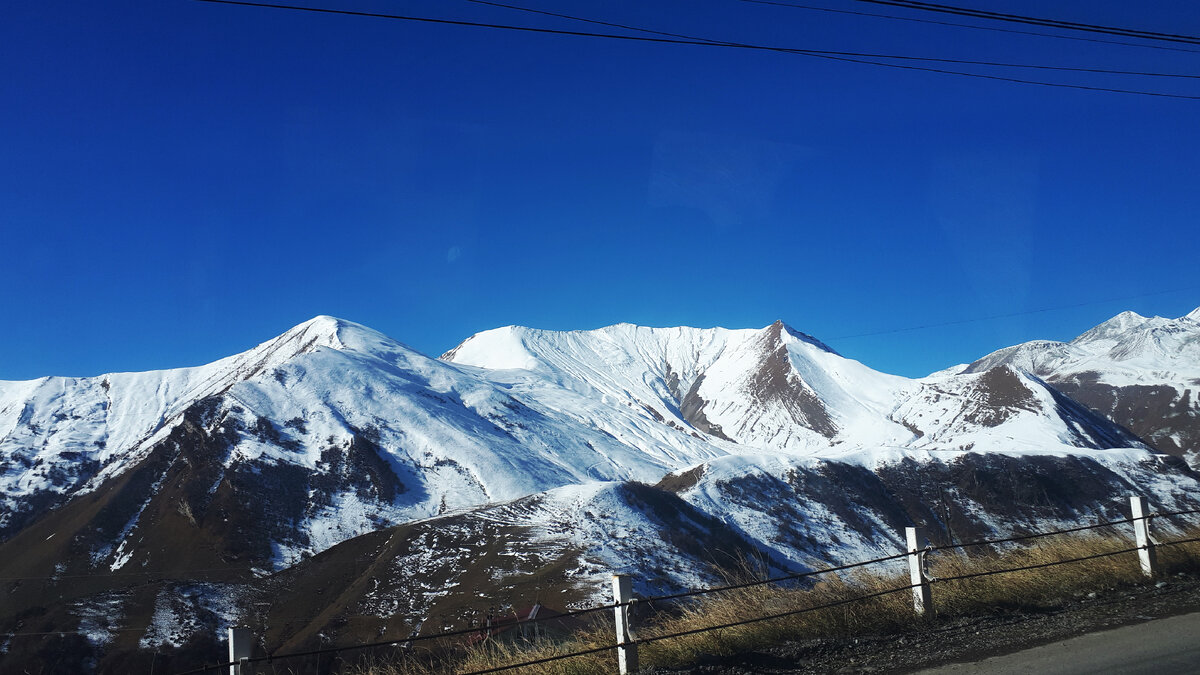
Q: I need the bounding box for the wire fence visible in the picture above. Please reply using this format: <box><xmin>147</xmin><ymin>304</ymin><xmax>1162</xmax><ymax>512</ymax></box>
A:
<box><xmin>173</xmin><ymin>502</ymin><xmax>1200</xmax><ymax>675</ymax></box>
<box><xmin>639</xmin><ymin>549</ymin><xmax>913</xmax><ymax>604</ymax></box>
<box><xmin>172</xmin><ymin>601</ymin><xmax>623</xmax><ymax>675</ymax></box>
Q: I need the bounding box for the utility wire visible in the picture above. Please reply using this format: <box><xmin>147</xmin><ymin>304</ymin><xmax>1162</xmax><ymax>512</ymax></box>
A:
<box><xmin>194</xmin><ymin>1</ymin><xmax>1200</xmax><ymax>99</ymax></box>
<box><xmin>469</xmin><ymin>0</ymin><xmax>1200</xmax><ymax>79</ymax></box>
<box><xmin>458</xmin><ymin>641</ymin><xmax>621</xmax><ymax>675</ymax></box>
<box><xmin>460</xmin><ymin>583</ymin><xmax>924</xmax><ymax>674</ymax></box>
<box><xmin>740</xmin><ymin>0</ymin><xmax>1200</xmax><ymax>54</ymax></box>
<box><xmin>829</xmin><ymin>284</ymin><xmax>1200</xmax><ymax>341</ymax></box>
<box><xmin>466</xmin><ymin>525</ymin><xmax>1200</xmax><ymax>674</ymax></box>
<box><xmin>641</xmin><ymin>550</ymin><xmax>911</xmax><ymax>604</ymax></box>
<box><xmin>168</xmin><ymin>509</ymin><xmax>1200</xmax><ymax>674</ymax></box>
<box><xmin>931</xmin><ymin>517</ymin><xmax>1137</xmax><ymax>551</ymax></box>
<box><xmin>934</xmin><ymin>545</ymin><xmax>1145</xmax><ymax>584</ymax></box>
<box><xmin>849</xmin><ymin>0</ymin><xmax>1200</xmax><ymax>46</ymax></box>
<box><xmin>1157</xmin><ymin>507</ymin><xmax>1200</xmax><ymax>519</ymax></box>
<box><xmin>636</xmin><ymin>582</ymin><xmax>921</xmax><ymax>645</ymax></box>
<box><xmin>1157</xmin><ymin>535</ymin><xmax>1200</xmax><ymax>548</ymax></box>
<box><xmin>757</xmin><ymin>49</ymin><xmax>1200</xmax><ymax>99</ymax></box>
<box><xmin>460</xmin><ymin>0</ymin><xmax>722</xmax><ymax>44</ymax></box>
<box><xmin>172</xmin><ymin>600</ymin><xmax>622</xmax><ymax>675</ymax></box>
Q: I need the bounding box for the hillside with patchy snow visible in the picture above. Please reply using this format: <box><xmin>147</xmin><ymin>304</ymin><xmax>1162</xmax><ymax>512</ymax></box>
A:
<box><xmin>1</xmin><ymin>309</ymin><xmax>1197</xmax><ymax>673</ymax></box>
<box><xmin>962</xmin><ymin>308</ymin><xmax>1200</xmax><ymax>463</ymax></box>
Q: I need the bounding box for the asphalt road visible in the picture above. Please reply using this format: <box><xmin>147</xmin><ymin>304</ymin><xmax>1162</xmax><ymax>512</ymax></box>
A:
<box><xmin>914</xmin><ymin>611</ymin><xmax>1200</xmax><ymax>675</ymax></box>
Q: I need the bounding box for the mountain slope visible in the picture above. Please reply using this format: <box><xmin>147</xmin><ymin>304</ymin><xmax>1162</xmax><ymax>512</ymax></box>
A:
<box><xmin>0</xmin><ymin>314</ymin><xmax>1163</xmax><ymax>579</ymax></box>
<box><xmin>202</xmin><ymin>449</ymin><xmax>1200</xmax><ymax>662</ymax></box>
<box><xmin>962</xmin><ymin>307</ymin><xmax>1200</xmax><ymax>463</ymax></box>
<box><xmin>445</xmin><ymin>320</ymin><xmax>1146</xmax><ymax>456</ymax></box>
<box><xmin>0</xmin><ymin>316</ymin><xmax>348</xmax><ymax>536</ymax></box>
<box><xmin>1</xmin><ymin>312</ymin><xmax>1192</xmax><ymax>673</ymax></box>
<box><xmin>0</xmin><ymin>317</ymin><xmax>738</xmax><ymax>565</ymax></box>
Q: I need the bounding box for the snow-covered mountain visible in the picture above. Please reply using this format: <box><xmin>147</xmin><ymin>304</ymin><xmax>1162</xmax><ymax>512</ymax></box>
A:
<box><xmin>961</xmin><ymin>307</ymin><xmax>1200</xmax><ymax>464</ymax></box>
<box><xmin>0</xmin><ymin>317</ymin><xmax>724</xmax><ymax>560</ymax></box>
<box><xmin>444</xmin><ymin>320</ymin><xmax>1144</xmax><ymax>456</ymax></box>
<box><xmin>1</xmin><ymin>316</ymin><xmax>1148</xmax><ymax>565</ymax></box>
<box><xmin>1</xmin><ymin>312</ymin><xmax>1196</xmax><ymax>673</ymax></box>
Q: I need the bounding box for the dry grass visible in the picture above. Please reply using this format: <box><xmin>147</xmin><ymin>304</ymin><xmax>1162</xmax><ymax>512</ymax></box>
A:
<box><xmin>355</xmin><ymin>526</ymin><xmax>1200</xmax><ymax>675</ymax></box>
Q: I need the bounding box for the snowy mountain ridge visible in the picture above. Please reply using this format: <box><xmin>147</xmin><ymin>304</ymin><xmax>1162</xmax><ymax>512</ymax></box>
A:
<box><xmin>964</xmin><ymin>308</ymin><xmax>1200</xmax><ymax>386</ymax></box>
<box><xmin>2</xmin><ymin>309</ymin><xmax>1198</xmax><ymax>673</ymax></box>
<box><xmin>3</xmin><ymin>311</ymin><xmax>1174</xmax><ymax>548</ymax></box>
<box><xmin>444</xmin><ymin>318</ymin><xmax>1145</xmax><ymax>456</ymax></box>
<box><xmin>961</xmin><ymin>307</ymin><xmax>1200</xmax><ymax>460</ymax></box>
<box><xmin>0</xmin><ymin>316</ymin><xmax>348</xmax><ymax>522</ymax></box>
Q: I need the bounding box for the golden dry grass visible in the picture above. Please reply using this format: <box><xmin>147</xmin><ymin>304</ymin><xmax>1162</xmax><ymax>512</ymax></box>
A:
<box><xmin>355</xmin><ymin>526</ymin><xmax>1200</xmax><ymax>675</ymax></box>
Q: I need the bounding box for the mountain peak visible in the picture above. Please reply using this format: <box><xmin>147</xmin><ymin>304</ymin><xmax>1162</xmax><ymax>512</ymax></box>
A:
<box><xmin>767</xmin><ymin>319</ymin><xmax>839</xmax><ymax>356</ymax></box>
<box><xmin>1071</xmin><ymin>309</ymin><xmax>1151</xmax><ymax>345</ymax></box>
<box><xmin>293</xmin><ymin>313</ymin><xmax>344</xmax><ymax>334</ymax></box>
<box><xmin>1106</xmin><ymin>309</ymin><xmax>1148</xmax><ymax>327</ymax></box>
<box><xmin>274</xmin><ymin>315</ymin><xmax>353</xmax><ymax>352</ymax></box>
<box><xmin>440</xmin><ymin>325</ymin><xmax>540</xmax><ymax>370</ymax></box>
<box><xmin>1186</xmin><ymin>307</ymin><xmax>1200</xmax><ymax>323</ymax></box>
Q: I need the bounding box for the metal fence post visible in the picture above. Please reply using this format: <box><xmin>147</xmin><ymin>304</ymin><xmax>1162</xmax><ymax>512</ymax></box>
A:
<box><xmin>1130</xmin><ymin>495</ymin><xmax>1158</xmax><ymax>578</ymax></box>
<box><xmin>228</xmin><ymin>627</ymin><xmax>252</xmax><ymax>675</ymax></box>
<box><xmin>906</xmin><ymin>527</ymin><xmax>933</xmax><ymax>616</ymax></box>
<box><xmin>612</xmin><ymin>574</ymin><xmax>638</xmax><ymax>674</ymax></box>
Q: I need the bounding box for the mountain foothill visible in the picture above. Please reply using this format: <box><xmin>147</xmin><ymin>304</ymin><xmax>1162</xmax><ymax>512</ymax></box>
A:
<box><xmin>1</xmin><ymin>308</ymin><xmax>1198</xmax><ymax>672</ymax></box>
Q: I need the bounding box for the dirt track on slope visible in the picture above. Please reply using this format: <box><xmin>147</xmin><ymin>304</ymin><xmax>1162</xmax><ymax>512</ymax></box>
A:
<box><xmin>644</xmin><ymin>573</ymin><xmax>1200</xmax><ymax>674</ymax></box>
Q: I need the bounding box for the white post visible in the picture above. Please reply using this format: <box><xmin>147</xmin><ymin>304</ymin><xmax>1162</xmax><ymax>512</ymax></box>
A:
<box><xmin>612</xmin><ymin>574</ymin><xmax>638</xmax><ymax>674</ymax></box>
<box><xmin>1130</xmin><ymin>495</ymin><xmax>1158</xmax><ymax>578</ymax></box>
<box><xmin>228</xmin><ymin>627</ymin><xmax>252</xmax><ymax>675</ymax></box>
<box><xmin>906</xmin><ymin>527</ymin><xmax>933</xmax><ymax>616</ymax></box>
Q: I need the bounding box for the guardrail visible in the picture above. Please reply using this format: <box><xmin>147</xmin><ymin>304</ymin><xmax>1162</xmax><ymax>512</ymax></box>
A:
<box><xmin>180</xmin><ymin>494</ymin><xmax>1200</xmax><ymax>675</ymax></box>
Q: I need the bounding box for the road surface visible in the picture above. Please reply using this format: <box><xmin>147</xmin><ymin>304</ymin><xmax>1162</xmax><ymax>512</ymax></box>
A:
<box><xmin>915</xmin><ymin>611</ymin><xmax>1200</xmax><ymax>675</ymax></box>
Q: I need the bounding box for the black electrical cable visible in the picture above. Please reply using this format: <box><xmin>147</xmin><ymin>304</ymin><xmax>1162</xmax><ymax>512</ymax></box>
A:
<box><xmin>740</xmin><ymin>0</ymin><xmax>1200</xmax><ymax>54</ymax></box>
<box><xmin>171</xmin><ymin>600</ymin><xmax>623</xmax><ymax>674</ymax></box>
<box><xmin>171</xmin><ymin>508</ymin><xmax>1200</xmax><ymax>675</ymax></box>
<box><xmin>1154</xmin><ymin>506</ymin><xmax>1200</xmax><ymax>519</ymax></box>
<box><xmin>458</xmin><ymin>641</ymin><xmax>621</xmax><ymax>675</ymax></box>
<box><xmin>1156</xmin><ymin>535</ymin><xmax>1200</xmax><ymax>548</ymax></box>
<box><xmin>931</xmin><ymin>516</ymin><xmax>1138</xmax><ymax>551</ymax></box>
<box><xmin>637</xmin><ymin>582</ymin><xmax>922</xmax><ymax>646</ymax></box>
<box><xmin>934</xmin><ymin>545</ymin><xmax>1146</xmax><ymax>583</ymax></box>
<box><xmin>461</xmin><ymin>0</ymin><xmax>724</xmax><ymax>44</ymax></box>
<box><xmin>193</xmin><ymin>0</ymin><xmax>1200</xmax><ymax>99</ymax></box>
<box><xmin>642</xmin><ymin>550</ymin><xmax>911</xmax><ymax>604</ymax></box>
<box><xmin>849</xmin><ymin>0</ymin><xmax>1200</xmax><ymax>46</ymax></box>
<box><xmin>466</xmin><ymin>0</ymin><xmax>1200</xmax><ymax>79</ymax></box>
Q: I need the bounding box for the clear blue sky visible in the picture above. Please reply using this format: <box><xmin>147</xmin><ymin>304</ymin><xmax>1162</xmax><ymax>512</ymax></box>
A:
<box><xmin>3</xmin><ymin>0</ymin><xmax>1198</xmax><ymax>380</ymax></box>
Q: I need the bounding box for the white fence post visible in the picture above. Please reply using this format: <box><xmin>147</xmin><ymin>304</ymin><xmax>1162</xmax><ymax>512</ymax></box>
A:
<box><xmin>1130</xmin><ymin>495</ymin><xmax>1158</xmax><ymax>578</ymax></box>
<box><xmin>228</xmin><ymin>627</ymin><xmax>252</xmax><ymax>675</ymax></box>
<box><xmin>612</xmin><ymin>574</ymin><xmax>638</xmax><ymax>674</ymax></box>
<box><xmin>906</xmin><ymin>527</ymin><xmax>933</xmax><ymax>616</ymax></box>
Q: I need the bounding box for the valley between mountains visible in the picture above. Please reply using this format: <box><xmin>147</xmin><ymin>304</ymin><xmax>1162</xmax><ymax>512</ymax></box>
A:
<box><xmin>2</xmin><ymin>309</ymin><xmax>1199</xmax><ymax>672</ymax></box>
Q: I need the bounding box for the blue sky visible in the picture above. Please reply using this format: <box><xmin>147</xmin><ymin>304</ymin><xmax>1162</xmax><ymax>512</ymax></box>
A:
<box><xmin>3</xmin><ymin>0</ymin><xmax>1199</xmax><ymax>380</ymax></box>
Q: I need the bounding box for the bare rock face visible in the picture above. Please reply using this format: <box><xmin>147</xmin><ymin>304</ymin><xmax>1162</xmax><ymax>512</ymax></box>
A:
<box><xmin>2</xmin><ymin>311</ymin><xmax>1196</xmax><ymax>673</ymax></box>
<box><xmin>678</xmin><ymin>374</ymin><xmax>734</xmax><ymax>441</ymax></box>
<box><xmin>963</xmin><ymin>308</ymin><xmax>1200</xmax><ymax>463</ymax></box>
<box><xmin>1049</xmin><ymin>375</ymin><xmax>1199</xmax><ymax>458</ymax></box>
<box><xmin>955</xmin><ymin>366</ymin><xmax>1038</xmax><ymax>429</ymax></box>
<box><xmin>743</xmin><ymin>321</ymin><xmax>838</xmax><ymax>438</ymax></box>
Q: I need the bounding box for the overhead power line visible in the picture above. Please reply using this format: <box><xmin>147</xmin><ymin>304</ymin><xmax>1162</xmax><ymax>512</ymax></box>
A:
<box><xmin>461</xmin><ymin>0</ymin><xmax>721</xmax><ymax>45</ymax></box>
<box><xmin>739</xmin><ymin>0</ymin><xmax>1200</xmax><ymax>54</ymax></box>
<box><xmin>829</xmin><ymin>285</ymin><xmax>1200</xmax><ymax>341</ymax></box>
<box><xmin>466</xmin><ymin>0</ymin><xmax>1200</xmax><ymax>80</ymax></box>
<box><xmin>849</xmin><ymin>0</ymin><xmax>1200</xmax><ymax>46</ymax></box>
<box><xmin>193</xmin><ymin>0</ymin><xmax>1200</xmax><ymax>99</ymax></box>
